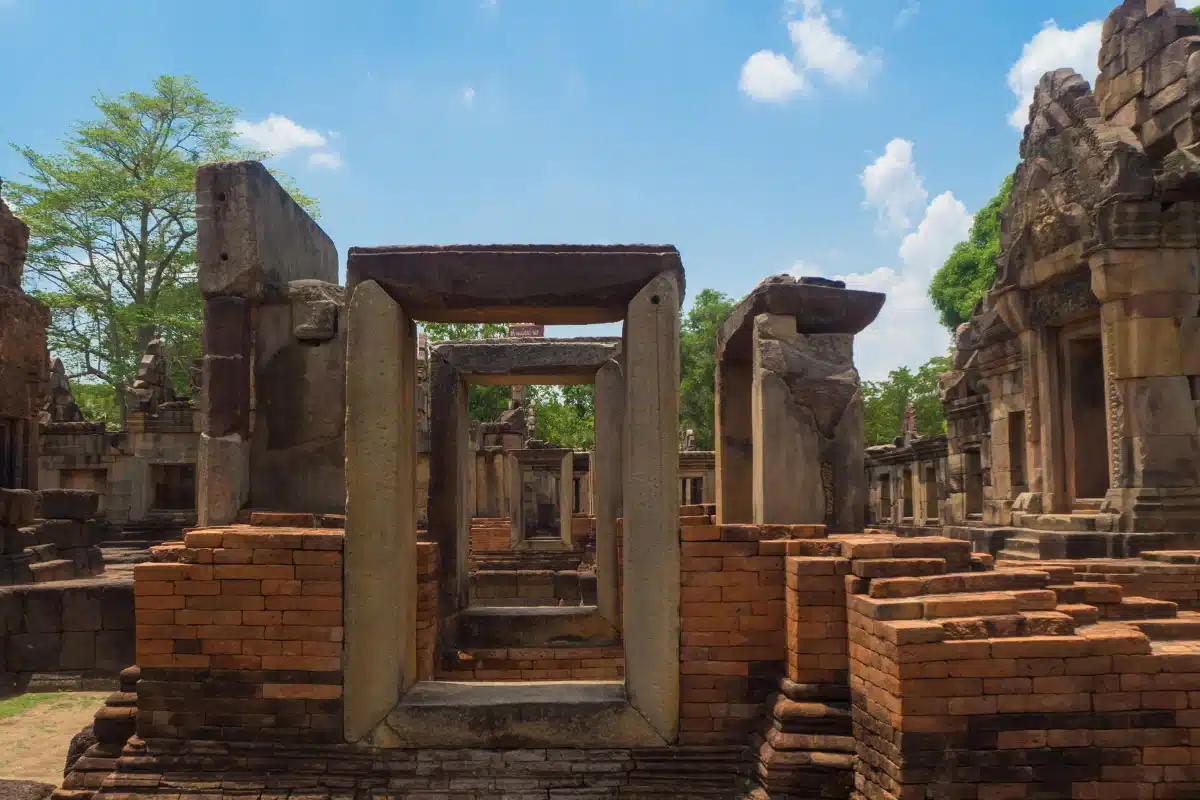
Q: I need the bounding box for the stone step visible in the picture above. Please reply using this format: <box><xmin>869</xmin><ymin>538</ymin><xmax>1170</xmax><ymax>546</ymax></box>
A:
<box><xmin>1101</xmin><ymin>596</ymin><xmax>1179</xmax><ymax>620</ymax></box>
<box><xmin>761</xmin><ymin>726</ymin><xmax>856</xmax><ymax>753</ymax></box>
<box><xmin>1129</xmin><ymin>618</ymin><xmax>1200</xmax><ymax>640</ymax></box>
<box><xmin>1073</xmin><ymin>498</ymin><xmax>1103</xmax><ymax>513</ymax></box>
<box><xmin>27</xmin><ymin>543</ymin><xmax>59</xmax><ymax>562</ymax></box>
<box><xmin>850</xmin><ymin>558</ymin><xmax>947</xmax><ymax>579</ymax></box>
<box><xmin>996</xmin><ymin>548</ymin><xmax>1041</xmax><ymax>561</ymax></box>
<box><xmin>1002</xmin><ymin>535</ymin><xmax>1045</xmax><ymax>555</ymax></box>
<box><xmin>29</xmin><ymin>559</ymin><xmax>75</xmax><ymax>582</ymax></box>
<box><xmin>1019</xmin><ymin>513</ymin><xmax>1101</xmax><ymax>532</ymax></box>
<box><xmin>1057</xmin><ymin>603</ymin><xmax>1101</xmax><ymax>626</ymax></box>
<box><xmin>936</xmin><ymin>611</ymin><xmax>1076</xmax><ymax>640</ymax></box>
<box><xmin>1140</xmin><ymin>550</ymin><xmax>1200</xmax><ymax>564</ymax></box>
<box><xmin>1049</xmin><ymin>583</ymin><xmax>1125</xmax><ymax>605</ymax></box>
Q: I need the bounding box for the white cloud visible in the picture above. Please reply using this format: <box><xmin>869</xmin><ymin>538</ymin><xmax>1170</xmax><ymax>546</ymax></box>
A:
<box><xmin>895</xmin><ymin>0</ymin><xmax>919</xmax><ymax>29</ymax></box>
<box><xmin>234</xmin><ymin>114</ymin><xmax>327</xmax><ymax>156</ymax></box>
<box><xmin>1007</xmin><ymin>19</ymin><xmax>1102</xmax><ymax>129</ymax></box>
<box><xmin>308</xmin><ymin>152</ymin><xmax>343</xmax><ymax>170</ymax></box>
<box><xmin>788</xmin><ymin>0</ymin><xmax>881</xmax><ymax>87</ymax></box>
<box><xmin>860</xmin><ymin>138</ymin><xmax>928</xmax><ymax>232</ymax></box>
<box><xmin>740</xmin><ymin>0</ymin><xmax>879</xmax><ymax>102</ymax></box>
<box><xmin>740</xmin><ymin>50</ymin><xmax>808</xmax><ymax>102</ymax></box>
<box><xmin>463</xmin><ymin>87</ymin><xmax>476</xmax><ymax>107</ymax></box>
<box><xmin>789</xmin><ymin>148</ymin><xmax>973</xmax><ymax>380</ymax></box>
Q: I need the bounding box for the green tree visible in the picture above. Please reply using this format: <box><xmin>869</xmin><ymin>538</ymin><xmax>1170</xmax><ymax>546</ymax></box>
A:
<box><xmin>679</xmin><ymin>288</ymin><xmax>737</xmax><ymax>450</ymax></box>
<box><xmin>862</xmin><ymin>356</ymin><xmax>951</xmax><ymax>446</ymax></box>
<box><xmin>928</xmin><ymin>174</ymin><xmax>1012</xmax><ymax>331</ymax></box>
<box><xmin>529</xmin><ymin>384</ymin><xmax>595</xmax><ymax>450</ymax></box>
<box><xmin>421</xmin><ymin>322</ymin><xmax>513</xmax><ymax>422</ymax></box>
<box><xmin>7</xmin><ymin>75</ymin><xmax>315</xmax><ymax>423</ymax></box>
<box><xmin>1192</xmin><ymin>6</ymin><xmax>1200</xmax><ymax>24</ymax></box>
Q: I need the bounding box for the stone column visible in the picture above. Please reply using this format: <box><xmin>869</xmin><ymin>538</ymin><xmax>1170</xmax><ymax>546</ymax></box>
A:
<box><xmin>344</xmin><ymin>280</ymin><xmax>417</xmax><ymax>742</ymax></box>
<box><xmin>715</xmin><ymin>355</ymin><xmax>754</xmax><ymax>523</ymax></box>
<box><xmin>594</xmin><ymin>358</ymin><xmax>624</xmax><ymax>626</ymax></box>
<box><xmin>622</xmin><ymin>271</ymin><xmax>680</xmax><ymax>743</ymax></box>
<box><xmin>558</xmin><ymin>450</ymin><xmax>574</xmax><ymax>547</ymax></box>
<box><xmin>197</xmin><ymin>296</ymin><xmax>251</xmax><ymax>526</ymax></box>
<box><xmin>1091</xmin><ymin>247</ymin><xmax>1200</xmax><ymax>531</ymax></box>
<box><xmin>1032</xmin><ymin>325</ymin><xmax>1068</xmax><ymax>514</ymax></box>
<box><xmin>428</xmin><ymin>353</ymin><xmax>471</xmax><ymax>624</ymax></box>
<box><xmin>507</xmin><ymin>452</ymin><xmax>523</xmax><ymax>547</ymax></box>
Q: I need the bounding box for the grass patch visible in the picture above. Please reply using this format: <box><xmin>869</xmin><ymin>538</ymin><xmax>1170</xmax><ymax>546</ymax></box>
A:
<box><xmin>0</xmin><ymin>694</ymin><xmax>59</xmax><ymax>721</ymax></box>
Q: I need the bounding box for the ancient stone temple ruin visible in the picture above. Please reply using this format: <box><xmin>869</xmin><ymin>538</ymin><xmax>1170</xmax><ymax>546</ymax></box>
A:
<box><xmin>44</xmin><ymin>5</ymin><xmax>1200</xmax><ymax>799</ymax></box>
<box><xmin>935</xmin><ymin>0</ymin><xmax>1200</xmax><ymax>560</ymax></box>
<box><xmin>38</xmin><ymin>344</ymin><xmax>201</xmax><ymax>536</ymax></box>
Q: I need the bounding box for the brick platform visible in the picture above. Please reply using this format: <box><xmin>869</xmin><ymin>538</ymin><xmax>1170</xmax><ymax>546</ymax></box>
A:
<box><xmin>57</xmin><ymin>514</ymin><xmax>1200</xmax><ymax>799</ymax></box>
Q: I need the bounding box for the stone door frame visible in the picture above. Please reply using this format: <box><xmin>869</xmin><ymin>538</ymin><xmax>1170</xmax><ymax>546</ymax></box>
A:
<box><xmin>341</xmin><ymin>245</ymin><xmax>682</xmax><ymax>749</ymax></box>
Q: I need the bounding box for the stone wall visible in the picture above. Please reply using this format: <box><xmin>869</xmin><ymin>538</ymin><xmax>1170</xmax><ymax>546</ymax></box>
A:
<box><xmin>0</xmin><ymin>181</ymin><xmax>48</xmax><ymax>492</ymax></box>
<box><xmin>0</xmin><ymin>578</ymin><xmax>133</xmax><ymax>689</ymax></box>
<box><xmin>864</xmin><ymin>435</ymin><xmax>949</xmax><ymax>531</ymax></box>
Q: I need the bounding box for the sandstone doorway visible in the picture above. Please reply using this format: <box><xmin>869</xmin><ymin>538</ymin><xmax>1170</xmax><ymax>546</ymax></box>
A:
<box><xmin>1062</xmin><ymin>332</ymin><xmax>1109</xmax><ymax>503</ymax></box>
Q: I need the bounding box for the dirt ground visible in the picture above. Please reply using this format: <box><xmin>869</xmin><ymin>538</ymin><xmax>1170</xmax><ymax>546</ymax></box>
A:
<box><xmin>0</xmin><ymin>693</ymin><xmax>107</xmax><ymax>787</ymax></box>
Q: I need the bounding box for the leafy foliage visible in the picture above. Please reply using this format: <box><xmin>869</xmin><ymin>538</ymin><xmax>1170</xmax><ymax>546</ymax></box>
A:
<box><xmin>529</xmin><ymin>384</ymin><xmax>595</xmax><ymax>450</ymax></box>
<box><xmin>421</xmin><ymin>323</ymin><xmax>513</xmax><ymax>422</ymax></box>
<box><xmin>679</xmin><ymin>289</ymin><xmax>737</xmax><ymax>450</ymax></box>
<box><xmin>72</xmin><ymin>382</ymin><xmax>121</xmax><ymax>429</ymax></box>
<box><xmin>1193</xmin><ymin>6</ymin><xmax>1200</xmax><ymax>24</ymax></box>
<box><xmin>862</xmin><ymin>356</ymin><xmax>951</xmax><ymax>446</ymax></box>
<box><xmin>928</xmin><ymin>174</ymin><xmax>1012</xmax><ymax>331</ymax></box>
<box><xmin>8</xmin><ymin>75</ymin><xmax>314</xmax><ymax>423</ymax></box>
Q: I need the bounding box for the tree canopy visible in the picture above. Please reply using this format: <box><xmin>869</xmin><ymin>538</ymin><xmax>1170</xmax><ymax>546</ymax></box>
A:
<box><xmin>928</xmin><ymin>174</ymin><xmax>1012</xmax><ymax>332</ymax></box>
<box><xmin>862</xmin><ymin>356</ymin><xmax>951</xmax><ymax>446</ymax></box>
<box><xmin>679</xmin><ymin>288</ymin><xmax>737</xmax><ymax>450</ymax></box>
<box><xmin>8</xmin><ymin>75</ymin><xmax>314</xmax><ymax>424</ymax></box>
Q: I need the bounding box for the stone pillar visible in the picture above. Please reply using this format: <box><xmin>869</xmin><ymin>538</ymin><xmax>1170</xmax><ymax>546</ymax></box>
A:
<box><xmin>428</xmin><ymin>353</ymin><xmax>471</xmax><ymax>625</ymax></box>
<box><xmin>594</xmin><ymin>358</ymin><xmax>624</xmax><ymax>626</ymax></box>
<box><xmin>750</xmin><ymin>313</ymin><xmax>865</xmax><ymax>532</ymax></box>
<box><xmin>1033</xmin><ymin>325</ymin><xmax>1068</xmax><ymax>514</ymax></box>
<box><xmin>622</xmin><ymin>271</ymin><xmax>680</xmax><ymax>743</ymax></box>
<box><xmin>715</xmin><ymin>355</ymin><xmax>753</xmax><ymax>524</ymax></box>
<box><xmin>558</xmin><ymin>450</ymin><xmax>573</xmax><ymax>547</ymax></box>
<box><xmin>752</xmin><ymin>314</ymin><xmax>822</xmax><ymax>524</ymax></box>
<box><xmin>197</xmin><ymin>296</ymin><xmax>251</xmax><ymax>526</ymax></box>
<box><xmin>1091</xmin><ymin>246</ymin><xmax>1200</xmax><ymax>531</ymax></box>
<box><xmin>507</xmin><ymin>452</ymin><xmax>522</xmax><ymax>545</ymax></box>
<box><xmin>344</xmin><ymin>280</ymin><xmax>417</xmax><ymax>742</ymax></box>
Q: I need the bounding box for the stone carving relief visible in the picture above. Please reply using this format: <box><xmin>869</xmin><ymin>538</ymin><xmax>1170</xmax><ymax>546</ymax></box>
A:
<box><xmin>1026</xmin><ymin>273</ymin><xmax>1101</xmax><ymax>329</ymax></box>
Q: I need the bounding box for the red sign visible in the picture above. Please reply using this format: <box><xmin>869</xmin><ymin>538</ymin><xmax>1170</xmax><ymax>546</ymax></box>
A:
<box><xmin>509</xmin><ymin>323</ymin><xmax>544</xmax><ymax>338</ymax></box>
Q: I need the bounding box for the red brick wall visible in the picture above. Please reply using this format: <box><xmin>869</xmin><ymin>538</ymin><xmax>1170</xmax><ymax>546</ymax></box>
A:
<box><xmin>677</xmin><ymin>520</ymin><xmax>824</xmax><ymax>745</ymax></box>
<box><xmin>134</xmin><ymin>524</ymin><xmax>344</xmax><ymax>743</ymax></box>
<box><xmin>438</xmin><ymin>645</ymin><xmax>624</xmax><ymax>681</ymax></box>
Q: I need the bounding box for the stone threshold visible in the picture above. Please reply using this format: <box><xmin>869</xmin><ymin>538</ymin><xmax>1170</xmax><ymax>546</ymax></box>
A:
<box><xmin>368</xmin><ymin>680</ymin><xmax>667</xmax><ymax>749</ymax></box>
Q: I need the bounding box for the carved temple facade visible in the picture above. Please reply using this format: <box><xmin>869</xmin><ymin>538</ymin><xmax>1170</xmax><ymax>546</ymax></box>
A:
<box><xmin>926</xmin><ymin>3</ymin><xmax>1200</xmax><ymax>558</ymax></box>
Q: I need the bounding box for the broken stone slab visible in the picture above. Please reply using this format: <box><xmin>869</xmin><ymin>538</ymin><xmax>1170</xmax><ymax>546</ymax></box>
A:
<box><xmin>432</xmin><ymin>338</ymin><xmax>620</xmax><ymax>385</ymax></box>
<box><xmin>35</xmin><ymin>490</ymin><xmax>99</xmax><ymax>522</ymax></box>
<box><xmin>196</xmin><ymin>160</ymin><xmax>337</xmax><ymax>299</ymax></box>
<box><xmin>345</xmin><ymin>244</ymin><xmax>684</xmax><ymax>324</ymax></box>
<box><xmin>717</xmin><ymin>274</ymin><xmax>885</xmax><ymax>362</ymax></box>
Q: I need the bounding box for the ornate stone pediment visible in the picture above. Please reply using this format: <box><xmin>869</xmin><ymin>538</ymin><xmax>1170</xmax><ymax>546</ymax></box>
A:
<box><xmin>997</xmin><ymin>69</ymin><xmax>1156</xmax><ymax>291</ymax></box>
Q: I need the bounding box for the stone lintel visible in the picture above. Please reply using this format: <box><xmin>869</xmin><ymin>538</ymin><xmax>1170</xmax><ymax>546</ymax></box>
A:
<box><xmin>374</xmin><ymin>681</ymin><xmax>667</xmax><ymax>749</ymax></box>
<box><xmin>433</xmin><ymin>338</ymin><xmax>620</xmax><ymax>385</ymax></box>
<box><xmin>717</xmin><ymin>277</ymin><xmax>885</xmax><ymax>362</ymax></box>
<box><xmin>345</xmin><ymin>245</ymin><xmax>685</xmax><ymax>324</ymax></box>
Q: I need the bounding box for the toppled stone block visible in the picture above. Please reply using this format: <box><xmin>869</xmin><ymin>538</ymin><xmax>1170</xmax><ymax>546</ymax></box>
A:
<box><xmin>36</xmin><ymin>490</ymin><xmax>99</xmax><ymax>522</ymax></box>
<box><xmin>34</xmin><ymin>520</ymin><xmax>88</xmax><ymax>549</ymax></box>
<box><xmin>0</xmin><ymin>490</ymin><xmax>35</xmax><ymax>528</ymax></box>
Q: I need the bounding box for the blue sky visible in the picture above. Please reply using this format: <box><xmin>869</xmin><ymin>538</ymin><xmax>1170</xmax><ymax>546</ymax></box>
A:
<box><xmin>0</xmin><ymin>0</ymin><xmax>1115</xmax><ymax>379</ymax></box>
